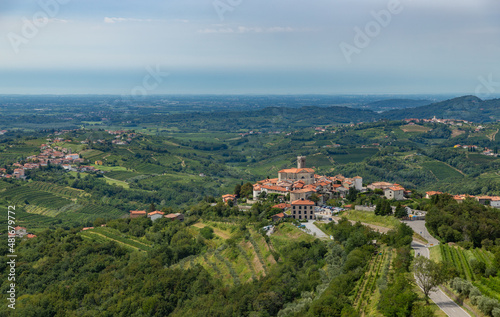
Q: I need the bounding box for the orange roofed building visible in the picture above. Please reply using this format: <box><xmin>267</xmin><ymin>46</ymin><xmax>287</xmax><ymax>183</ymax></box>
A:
<box><xmin>253</xmin><ymin>156</ymin><xmax>363</xmax><ymax>203</ymax></box>
<box><xmin>291</xmin><ymin>199</ymin><xmax>316</xmax><ymax>220</ymax></box>
<box><xmin>129</xmin><ymin>210</ymin><xmax>147</xmax><ymax>218</ymax></box>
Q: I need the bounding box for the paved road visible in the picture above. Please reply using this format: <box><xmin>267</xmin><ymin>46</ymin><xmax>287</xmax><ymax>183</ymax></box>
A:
<box><xmin>406</xmin><ymin>222</ymin><xmax>470</xmax><ymax>317</ymax></box>
<box><xmin>402</xmin><ymin>219</ymin><xmax>440</xmax><ymax>246</ymax></box>
<box><xmin>302</xmin><ymin>220</ymin><xmax>328</xmax><ymax>239</ymax></box>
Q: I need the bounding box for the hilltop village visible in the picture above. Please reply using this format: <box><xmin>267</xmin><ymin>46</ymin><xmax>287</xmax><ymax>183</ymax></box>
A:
<box><xmin>222</xmin><ymin>156</ymin><xmax>500</xmax><ymax>221</ymax></box>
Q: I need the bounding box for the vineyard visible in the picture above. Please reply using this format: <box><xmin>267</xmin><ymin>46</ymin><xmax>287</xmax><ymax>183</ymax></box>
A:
<box><xmin>170</xmin><ymin>222</ymin><xmax>291</xmax><ymax>287</ymax></box>
<box><xmin>440</xmin><ymin>244</ymin><xmax>500</xmax><ymax>302</ymax></box>
<box><xmin>79</xmin><ymin>226</ymin><xmax>153</xmax><ymax>251</ymax></box>
<box><xmin>352</xmin><ymin>247</ymin><xmax>394</xmax><ymax>316</ymax></box>
<box><xmin>29</xmin><ymin>181</ymin><xmax>85</xmax><ymax>198</ymax></box>
<box><xmin>3</xmin><ymin>186</ymin><xmax>72</xmax><ymax>211</ymax></box>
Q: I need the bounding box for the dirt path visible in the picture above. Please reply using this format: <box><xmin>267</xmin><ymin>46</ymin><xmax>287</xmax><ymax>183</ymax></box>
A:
<box><xmin>488</xmin><ymin>129</ymin><xmax>499</xmax><ymax>141</ymax></box>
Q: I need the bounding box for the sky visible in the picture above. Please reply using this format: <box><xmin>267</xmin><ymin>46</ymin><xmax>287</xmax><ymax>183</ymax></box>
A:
<box><xmin>0</xmin><ymin>0</ymin><xmax>499</xmax><ymax>95</ymax></box>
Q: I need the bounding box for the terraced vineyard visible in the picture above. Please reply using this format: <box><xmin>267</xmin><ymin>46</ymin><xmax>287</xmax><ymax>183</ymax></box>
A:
<box><xmin>29</xmin><ymin>181</ymin><xmax>85</xmax><ymax>198</ymax></box>
<box><xmin>3</xmin><ymin>186</ymin><xmax>72</xmax><ymax>211</ymax></box>
<box><xmin>79</xmin><ymin>226</ymin><xmax>152</xmax><ymax>251</ymax></box>
<box><xmin>170</xmin><ymin>222</ymin><xmax>292</xmax><ymax>286</ymax></box>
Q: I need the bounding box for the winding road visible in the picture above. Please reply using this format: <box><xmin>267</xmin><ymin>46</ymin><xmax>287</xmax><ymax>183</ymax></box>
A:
<box><xmin>403</xmin><ymin>220</ymin><xmax>470</xmax><ymax>317</ymax></box>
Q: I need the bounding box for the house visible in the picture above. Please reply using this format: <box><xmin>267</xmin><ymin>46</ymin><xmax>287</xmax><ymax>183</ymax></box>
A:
<box><xmin>367</xmin><ymin>182</ymin><xmax>394</xmax><ymax>191</ymax></box>
<box><xmin>129</xmin><ymin>210</ymin><xmax>147</xmax><ymax>218</ymax></box>
<box><xmin>291</xmin><ymin>199</ymin><xmax>316</xmax><ymax>220</ymax></box>
<box><xmin>491</xmin><ymin>197</ymin><xmax>500</xmax><ymax>208</ymax></box>
<box><xmin>385</xmin><ymin>187</ymin><xmax>405</xmax><ymax>201</ymax></box>
<box><xmin>271</xmin><ymin>212</ymin><xmax>287</xmax><ymax>222</ymax></box>
<box><xmin>271</xmin><ymin>203</ymin><xmax>291</xmax><ymax>212</ymax></box>
<box><xmin>290</xmin><ymin>188</ymin><xmax>316</xmax><ymax>201</ymax></box>
<box><xmin>425</xmin><ymin>191</ymin><xmax>443</xmax><ymax>199</ymax></box>
<box><xmin>476</xmin><ymin>196</ymin><xmax>492</xmax><ymax>205</ymax></box>
<box><xmin>222</xmin><ymin>194</ymin><xmax>237</xmax><ymax>205</ymax></box>
<box><xmin>65</xmin><ymin>154</ymin><xmax>80</xmax><ymax>160</ymax></box>
<box><xmin>14</xmin><ymin>226</ymin><xmax>27</xmax><ymax>238</ymax></box>
<box><xmin>13</xmin><ymin>168</ymin><xmax>25</xmax><ymax>179</ymax></box>
<box><xmin>147</xmin><ymin>211</ymin><xmax>165</xmax><ymax>222</ymax></box>
<box><xmin>165</xmin><ymin>213</ymin><xmax>184</xmax><ymax>222</ymax></box>
<box><xmin>95</xmin><ymin>160</ymin><xmax>103</xmax><ymax>165</ymax></box>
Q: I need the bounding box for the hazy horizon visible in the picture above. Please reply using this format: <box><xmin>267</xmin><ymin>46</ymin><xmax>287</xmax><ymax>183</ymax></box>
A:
<box><xmin>1</xmin><ymin>0</ymin><xmax>499</xmax><ymax>96</ymax></box>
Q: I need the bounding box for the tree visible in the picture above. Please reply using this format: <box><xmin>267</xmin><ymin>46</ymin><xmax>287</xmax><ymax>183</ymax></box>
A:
<box><xmin>234</xmin><ymin>184</ymin><xmax>242</xmax><ymax>197</ymax></box>
<box><xmin>309</xmin><ymin>193</ymin><xmax>320</xmax><ymax>203</ymax></box>
<box><xmin>347</xmin><ymin>187</ymin><xmax>359</xmax><ymax>202</ymax></box>
<box><xmin>148</xmin><ymin>202</ymin><xmax>156</xmax><ymax>213</ymax></box>
<box><xmin>395</xmin><ymin>205</ymin><xmax>407</xmax><ymax>218</ymax></box>
<box><xmin>413</xmin><ymin>256</ymin><xmax>451</xmax><ymax>300</ymax></box>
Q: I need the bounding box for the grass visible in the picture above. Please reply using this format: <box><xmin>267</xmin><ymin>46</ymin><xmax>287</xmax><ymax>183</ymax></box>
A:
<box><xmin>429</xmin><ymin>245</ymin><xmax>442</xmax><ymax>262</ymax></box>
<box><xmin>340</xmin><ymin>210</ymin><xmax>400</xmax><ymax>230</ymax></box>
<box><xmin>103</xmin><ymin>176</ymin><xmax>130</xmax><ymax>189</ymax></box>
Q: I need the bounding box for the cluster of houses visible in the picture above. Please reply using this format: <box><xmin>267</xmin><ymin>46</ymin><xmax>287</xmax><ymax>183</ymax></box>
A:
<box><xmin>129</xmin><ymin>210</ymin><xmax>185</xmax><ymax>222</ymax></box>
<box><xmin>8</xmin><ymin>226</ymin><xmax>36</xmax><ymax>239</ymax></box>
<box><xmin>252</xmin><ymin>156</ymin><xmax>364</xmax><ymax>206</ymax></box>
<box><xmin>0</xmin><ymin>142</ymin><xmax>100</xmax><ymax>179</ymax></box>
<box><xmin>224</xmin><ymin>155</ymin><xmax>500</xmax><ymax>223</ymax></box>
<box><xmin>426</xmin><ymin>191</ymin><xmax>500</xmax><ymax>208</ymax></box>
<box><xmin>403</xmin><ymin>117</ymin><xmax>470</xmax><ymax>126</ymax></box>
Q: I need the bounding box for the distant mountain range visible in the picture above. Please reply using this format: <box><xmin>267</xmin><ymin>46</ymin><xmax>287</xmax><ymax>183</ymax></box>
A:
<box><xmin>381</xmin><ymin>95</ymin><xmax>500</xmax><ymax>122</ymax></box>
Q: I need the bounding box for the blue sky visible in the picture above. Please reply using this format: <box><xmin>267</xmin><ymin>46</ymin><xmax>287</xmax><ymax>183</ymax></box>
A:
<box><xmin>1</xmin><ymin>0</ymin><xmax>499</xmax><ymax>95</ymax></box>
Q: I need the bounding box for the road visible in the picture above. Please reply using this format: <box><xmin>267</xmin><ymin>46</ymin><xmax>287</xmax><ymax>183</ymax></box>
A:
<box><xmin>401</xmin><ymin>219</ymin><xmax>440</xmax><ymax>246</ymax></box>
<box><xmin>405</xmin><ymin>221</ymin><xmax>470</xmax><ymax>317</ymax></box>
<box><xmin>301</xmin><ymin>220</ymin><xmax>328</xmax><ymax>239</ymax></box>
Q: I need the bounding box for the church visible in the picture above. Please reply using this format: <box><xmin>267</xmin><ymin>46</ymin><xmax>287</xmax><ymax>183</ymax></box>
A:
<box><xmin>278</xmin><ymin>156</ymin><xmax>315</xmax><ymax>185</ymax></box>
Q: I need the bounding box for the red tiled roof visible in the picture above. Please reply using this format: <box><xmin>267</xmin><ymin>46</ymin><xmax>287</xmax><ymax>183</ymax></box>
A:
<box><xmin>291</xmin><ymin>199</ymin><xmax>315</xmax><ymax>206</ymax></box>
<box><xmin>278</xmin><ymin>168</ymin><xmax>315</xmax><ymax>173</ymax></box>
<box><xmin>130</xmin><ymin>210</ymin><xmax>146</xmax><ymax>215</ymax></box>
<box><xmin>261</xmin><ymin>185</ymin><xmax>289</xmax><ymax>192</ymax></box>
<box><xmin>148</xmin><ymin>211</ymin><xmax>165</xmax><ymax>216</ymax></box>
<box><xmin>272</xmin><ymin>203</ymin><xmax>291</xmax><ymax>209</ymax></box>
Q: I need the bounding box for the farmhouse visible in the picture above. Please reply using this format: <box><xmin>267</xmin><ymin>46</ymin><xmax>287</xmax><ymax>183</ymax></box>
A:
<box><xmin>129</xmin><ymin>210</ymin><xmax>147</xmax><ymax>218</ymax></box>
<box><xmin>384</xmin><ymin>186</ymin><xmax>405</xmax><ymax>201</ymax></box>
<box><xmin>271</xmin><ymin>213</ymin><xmax>287</xmax><ymax>222</ymax></box>
<box><xmin>222</xmin><ymin>194</ymin><xmax>237</xmax><ymax>205</ymax></box>
<box><xmin>147</xmin><ymin>211</ymin><xmax>165</xmax><ymax>222</ymax></box>
<box><xmin>425</xmin><ymin>191</ymin><xmax>443</xmax><ymax>199</ymax></box>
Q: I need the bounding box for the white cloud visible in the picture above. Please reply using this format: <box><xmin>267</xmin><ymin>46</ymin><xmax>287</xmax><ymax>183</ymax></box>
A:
<box><xmin>103</xmin><ymin>17</ymin><xmax>153</xmax><ymax>24</ymax></box>
<box><xmin>198</xmin><ymin>26</ymin><xmax>297</xmax><ymax>34</ymax></box>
